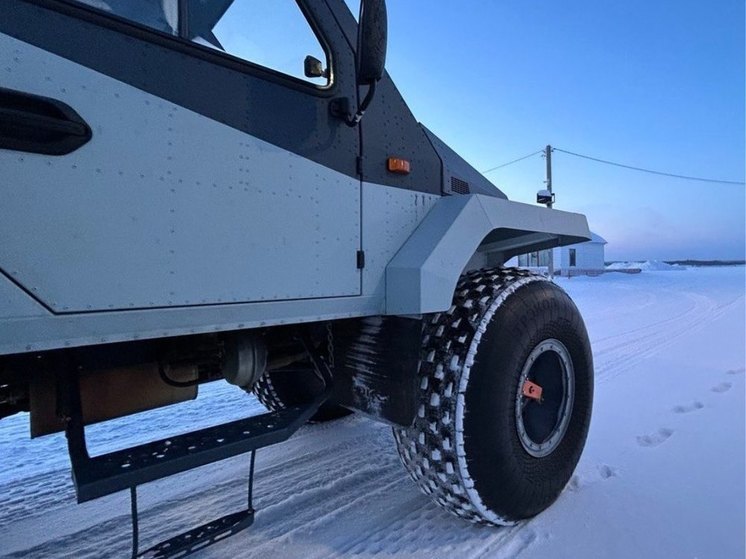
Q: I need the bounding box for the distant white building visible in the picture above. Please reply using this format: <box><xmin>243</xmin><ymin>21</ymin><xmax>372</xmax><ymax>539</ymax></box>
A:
<box><xmin>515</xmin><ymin>232</ymin><xmax>607</xmax><ymax>277</ymax></box>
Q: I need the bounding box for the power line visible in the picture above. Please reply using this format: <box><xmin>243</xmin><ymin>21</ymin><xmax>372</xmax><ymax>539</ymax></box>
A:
<box><xmin>553</xmin><ymin>147</ymin><xmax>745</xmax><ymax>186</ymax></box>
<box><xmin>482</xmin><ymin>146</ymin><xmax>745</xmax><ymax>185</ymax></box>
<box><xmin>482</xmin><ymin>150</ymin><xmax>543</xmax><ymax>174</ymax></box>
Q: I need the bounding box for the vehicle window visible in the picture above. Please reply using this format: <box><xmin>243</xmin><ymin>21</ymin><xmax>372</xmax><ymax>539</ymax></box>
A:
<box><xmin>186</xmin><ymin>0</ymin><xmax>330</xmax><ymax>85</ymax></box>
<box><xmin>72</xmin><ymin>0</ymin><xmax>179</xmax><ymax>35</ymax></box>
<box><xmin>69</xmin><ymin>1</ymin><xmax>329</xmax><ymax>86</ymax></box>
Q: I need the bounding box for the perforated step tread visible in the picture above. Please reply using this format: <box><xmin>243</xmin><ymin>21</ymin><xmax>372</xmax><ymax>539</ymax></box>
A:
<box><xmin>73</xmin><ymin>406</ymin><xmax>304</xmax><ymax>502</ymax></box>
<box><xmin>138</xmin><ymin>508</ymin><xmax>254</xmax><ymax>559</ymax></box>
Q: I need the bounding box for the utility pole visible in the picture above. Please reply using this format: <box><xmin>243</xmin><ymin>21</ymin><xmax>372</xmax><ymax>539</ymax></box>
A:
<box><xmin>545</xmin><ymin>144</ymin><xmax>554</xmax><ymax>279</ymax></box>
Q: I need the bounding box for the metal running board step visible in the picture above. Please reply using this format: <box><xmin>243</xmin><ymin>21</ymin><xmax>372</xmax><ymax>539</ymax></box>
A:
<box><xmin>70</xmin><ymin>406</ymin><xmax>307</xmax><ymax>503</ymax></box>
<box><xmin>137</xmin><ymin>509</ymin><xmax>254</xmax><ymax>559</ymax></box>
<box><xmin>131</xmin><ymin>451</ymin><xmax>257</xmax><ymax>559</ymax></box>
<box><xmin>60</xmin><ymin>333</ymin><xmax>333</xmax><ymax>558</ymax></box>
<box><xmin>64</xmin><ymin>334</ymin><xmax>332</xmax><ymax>503</ymax></box>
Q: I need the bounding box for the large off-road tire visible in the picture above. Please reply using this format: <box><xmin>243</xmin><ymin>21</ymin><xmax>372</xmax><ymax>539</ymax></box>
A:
<box><xmin>252</xmin><ymin>367</ymin><xmax>352</xmax><ymax>423</ymax></box>
<box><xmin>394</xmin><ymin>267</ymin><xmax>593</xmax><ymax>525</ymax></box>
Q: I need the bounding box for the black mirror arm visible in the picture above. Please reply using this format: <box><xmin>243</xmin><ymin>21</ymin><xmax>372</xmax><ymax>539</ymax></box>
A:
<box><xmin>343</xmin><ymin>81</ymin><xmax>377</xmax><ymax>128</ymax></box>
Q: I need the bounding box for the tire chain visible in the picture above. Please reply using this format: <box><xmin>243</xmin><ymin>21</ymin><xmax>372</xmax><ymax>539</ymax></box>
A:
<box><xmin>393</xmin><ymin>267</ymin><xmax>545</xmax><ymax>525</ymax></box>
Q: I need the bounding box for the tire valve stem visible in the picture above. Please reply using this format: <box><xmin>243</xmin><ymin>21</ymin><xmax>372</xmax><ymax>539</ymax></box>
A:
<box><xmin>522</xmin><ymin>380</ymin><xmax>543</xmax><ymax>403</ymax></box>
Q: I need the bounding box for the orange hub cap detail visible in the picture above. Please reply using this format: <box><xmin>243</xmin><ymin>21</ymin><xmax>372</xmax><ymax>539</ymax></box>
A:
<box><xmin>522</xmin><ymin>380</ymin><xmax>543</xmax><ymax>401</ymax></box>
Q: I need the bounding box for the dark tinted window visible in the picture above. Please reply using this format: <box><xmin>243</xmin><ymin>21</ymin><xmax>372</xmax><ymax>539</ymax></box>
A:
<box><xmin>72</xmin><ymin>0</ymin><xmax>330</xmax><ymax>86</ymax></box>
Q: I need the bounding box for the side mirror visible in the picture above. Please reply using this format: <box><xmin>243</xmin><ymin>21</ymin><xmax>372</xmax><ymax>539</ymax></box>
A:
<box><xmin>357</xmin><ymin>0</ymin><xmax>387</xmax><ymax>85</ymax></box>
<box><xmin>304</xmin><ymin>55</ymin><xmax>329</xmax><ymax>79</ymax></box>
<box><xmin>334</xmin><ymin>0</ymin><xmax>387</xmax><ymax>126</ymax></box>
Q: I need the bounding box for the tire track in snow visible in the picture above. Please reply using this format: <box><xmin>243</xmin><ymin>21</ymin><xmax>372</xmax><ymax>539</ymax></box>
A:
<box><xmin>233</xmin><ymin>469</ymin><xmax>410</xmax><ymax>558</ymax></box>
<box><xmin>471</xmin><ymin>524</ymin><xmax>539</xmax><ymax>558</ymax></box>
<box><xmin>0</xmin><ymin>420</ymin><xmax>393</xmax><ymax>556</ymax></box>
<box><xmin>340</xmin><ymin>501</ymin><xmax>524</xmax><ymax>559</ymax></box>
<box><xmin>593</xmin><ymin>290</ymin><xmax>734</xmax><ymax>382</ymax></box>
<box><xmin>593</xmin><ymin>291</ymin><xmax>704</xmax><ymax>374</ymax></box>
<box><xmin>0</xmin><ymin>468</ymin><xmax>73</xmax><ymax>525</ymax></box>
<box><xmin>210</xmin><ymin>423</ymin><xmax>433</xmax><ymax>557</ymax></box>
<box><xmin>0</xmin><ymin>428</ymin><xmax>401</xmax><ymax>558</ymax></box>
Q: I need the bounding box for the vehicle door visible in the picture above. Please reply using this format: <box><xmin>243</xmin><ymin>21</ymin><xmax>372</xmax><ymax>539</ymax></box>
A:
<box><xmin>0</xmin><ymin>0</ymin><xmax>361</xmax><ymax>312</ymax></box>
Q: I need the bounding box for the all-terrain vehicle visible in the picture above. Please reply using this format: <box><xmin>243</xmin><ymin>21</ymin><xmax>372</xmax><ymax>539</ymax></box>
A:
<box><xmin>0</xmin><ymin>0</ymin><xmax>593</xmax><ymax>556</ymax></box>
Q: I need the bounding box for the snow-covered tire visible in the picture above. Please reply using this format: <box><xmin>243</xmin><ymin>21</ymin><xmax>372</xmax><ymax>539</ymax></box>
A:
<box><xmin>252</xmin><ymin>367</ymin><xmax>351</xmax><ymax>423</ymax></box>
<box><xmin>394</xmin><ymin>267</ymin><xmax>593</xmax><ymax>525</ymax></box>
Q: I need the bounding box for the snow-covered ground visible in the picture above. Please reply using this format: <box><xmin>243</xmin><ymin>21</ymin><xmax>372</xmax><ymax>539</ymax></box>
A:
<box><xmin>1</xmin><ymin>267</ymin><xmax>744</xmax><ymax>559</ymax></box>
<box><xmin>606</xmin><ymin>260</ymin><xmax>686</xmax><ymax>271</ymax></box>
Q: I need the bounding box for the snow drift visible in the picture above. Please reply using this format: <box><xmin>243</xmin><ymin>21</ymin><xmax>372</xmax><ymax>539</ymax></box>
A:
<box><xmin>607</xmin><ymin>260</ymin><xmax>686</xmax><ymax>271</ymax></box>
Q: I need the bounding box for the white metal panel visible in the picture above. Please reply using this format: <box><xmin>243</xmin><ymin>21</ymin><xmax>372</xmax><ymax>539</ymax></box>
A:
<box><xmin>0</xmin><ymin>276</ymin><xmax>48</xmax><ymax>319</ymax></box>
<box><xmin>0</xmin><ymin>294</ymin><xmax>382</xmax><ymax>355</ymax></box>
<box><xmin>0</xmin><ymin>35</ymin><xmax>360</xmax><ymax>312</ymax></box>
<box><xmin>361</xmin><ymin>183</ymin><xmax>439</xmax><ymax>300</ymax></box>
<box><xmin>0</xmin><ymin>182</ymin><xmax>445</xmax><ymax>354</ymax></box>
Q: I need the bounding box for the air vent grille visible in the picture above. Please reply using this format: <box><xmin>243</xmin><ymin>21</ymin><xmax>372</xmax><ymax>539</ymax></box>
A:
<box><xmin>450</xmin><ymin>177</ymin><xmax>470</xmax><ymax>194</ymax></box>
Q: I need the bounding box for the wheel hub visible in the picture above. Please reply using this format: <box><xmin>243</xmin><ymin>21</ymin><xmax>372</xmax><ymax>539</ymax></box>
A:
<box><xmin>515</xmin><ymin>339</ymin><xmax>575</xmax><ymax>458</ymax></box>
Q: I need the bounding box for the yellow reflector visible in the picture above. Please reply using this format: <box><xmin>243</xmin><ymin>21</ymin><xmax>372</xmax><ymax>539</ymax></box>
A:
<box><xmin>387</xmin><ymin>157</ymin><xmax>411</xmax><ymax>174</ymax></box>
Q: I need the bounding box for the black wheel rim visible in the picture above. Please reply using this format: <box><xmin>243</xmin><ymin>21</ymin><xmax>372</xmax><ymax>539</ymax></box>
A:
<box><xmin>515</xmin><ymin>339</ymin><xmax>575</xmax><ymax>458</ymax></box>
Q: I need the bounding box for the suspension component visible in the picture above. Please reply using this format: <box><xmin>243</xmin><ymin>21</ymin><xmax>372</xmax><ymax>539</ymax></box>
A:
<box><xmin>220</xmin><ymin>332</ymin><xmax>267</xmax><ymax>389</ymax></box>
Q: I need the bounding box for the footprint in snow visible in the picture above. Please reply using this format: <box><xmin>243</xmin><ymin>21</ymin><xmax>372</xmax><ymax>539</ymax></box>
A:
<box><xmin>711</xmin><ymin>382</ymin><xmax>732</xmax><ymax>393</ymax></box>
<box><xmin>726</xmin><ymin>368</ymin><xmax>744</xmax><ymax>375</ymax></box>
<box><xmin>566</xmin><ymin>475</ymin><xmax>581</xmax><ymax>492</ymax></box>
<box><xmin>597</xmin><ymin>464</ymin><xmax>617</xmax><ymax>479</ymax></box>
<box><xmin>519</xmin><ymin>529</ymin><xmax>538</xmax><ymax>546</ymax></box>
<box><xmin>566</xmin><ymin>465</ymin><xmax>617</xmax><ymax>491</ymax></box>
<box><xmin>637</xmin><ymin>428</ymin><xmax>673</xmax><ymax>447</ymax></box>
<box><xmin>672</xmin><ymin>401</ymin><xmax>704</xmax><ymax>414</ymax></box>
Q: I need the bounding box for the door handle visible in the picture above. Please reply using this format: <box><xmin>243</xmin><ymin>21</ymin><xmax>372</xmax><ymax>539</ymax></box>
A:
<box><xmin>0</xmin><ymin>87</ymin><xmax>92</xmax><ymax>155</ymax></box>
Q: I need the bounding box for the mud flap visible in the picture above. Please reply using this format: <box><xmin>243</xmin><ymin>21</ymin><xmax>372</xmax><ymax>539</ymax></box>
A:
<box><xmin>331</xmin><ymin>316</ymin><xmax>422</xmax><ymax>427</ymax></box>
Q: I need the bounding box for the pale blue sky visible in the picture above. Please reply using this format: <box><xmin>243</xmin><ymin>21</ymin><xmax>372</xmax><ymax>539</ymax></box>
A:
<box><xmin>372</xmin><ymin>1</ymin><xmax>745</xmax><ymax>260</ymax></box>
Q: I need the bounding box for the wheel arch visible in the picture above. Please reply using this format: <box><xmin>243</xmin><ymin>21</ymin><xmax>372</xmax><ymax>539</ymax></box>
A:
<box><xmin>384</xmin><ymin>194</ymin><xmax>591</xmax><ymax>315</ymax></box>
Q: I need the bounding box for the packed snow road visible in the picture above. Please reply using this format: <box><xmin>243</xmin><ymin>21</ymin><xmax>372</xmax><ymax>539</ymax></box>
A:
<box><xmin>0</xmin><ymin>267</ymin><xmax>743</xmax><ymax>559</ymax></box>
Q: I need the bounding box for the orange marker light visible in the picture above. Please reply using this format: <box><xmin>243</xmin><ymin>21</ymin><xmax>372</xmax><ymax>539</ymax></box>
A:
<box><xmin>387</xmin><ymin>157</ymin><xmax>411</xmax><ymax>174</ymax></box>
